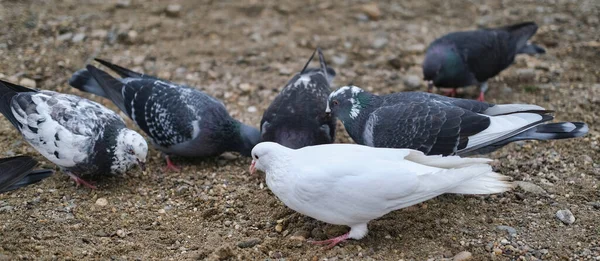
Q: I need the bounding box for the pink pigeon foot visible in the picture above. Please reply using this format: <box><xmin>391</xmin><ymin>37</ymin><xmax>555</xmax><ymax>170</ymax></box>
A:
<box><xmin>476</xmin><ymin>91</ymin><xmax>485</xmax><ymax>102</ymax></box>
<box><xmin>309</xmin><ymin>233</ymin><xmax>350</xmax><ymax>249</ymax></box>
<box><xmin>67</xmin><ymin>173</ymin><xmax>97</xmax><ymax>189</ymax></box>
<box><xmin>163</xmin><ymin>156</ymin><xmax>181</xmax><ymax>172</ymax></box>
<box><xmin>443</xmin><ymin>88</ymin><xmax>457</xmax><ymax>97</ymax></box>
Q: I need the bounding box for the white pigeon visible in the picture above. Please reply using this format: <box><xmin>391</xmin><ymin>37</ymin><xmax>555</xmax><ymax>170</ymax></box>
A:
<box><xmin>0</xmin><ymin>80</ymin><xmax>148</xmax><ymax>189</ymax></box>
<box><xmin>249</xmin><ymin>142</ymin><xmax>514</xmax><ymax>248</ymax></box>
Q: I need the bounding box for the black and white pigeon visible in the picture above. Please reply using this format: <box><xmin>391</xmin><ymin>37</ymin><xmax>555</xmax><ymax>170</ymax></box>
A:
<box><xmin>249</xmin><ymin>142</ymin><xmax>514</xmax><ymax>248</ymax></box>
<box><xmin>423</xmin><ymin>21</ymin><xmax>546</xmax><ymax>101</ymax></box>
<box><xmin>326</xmin><ymin>85</ymin><xmax>588</xmax><ymax>156</ymax></box>
<box><xmin>260</xmin><ymin>48</ymin><xmax>337</xmax><ymax>149</ymax></box>
<box><xmin>0</xmin><ymin>80</ymin><xmax>148</xmax><ymax>189</ymax></box>
<box><xmin>69</xmin><ymin>59</ymin><xmax>261</xmax><ymax>171</ymax></box>
<box><xmin>0</xmin><ymin>156</ymin><xmax>54</xmax><ymax>193</ymax></box>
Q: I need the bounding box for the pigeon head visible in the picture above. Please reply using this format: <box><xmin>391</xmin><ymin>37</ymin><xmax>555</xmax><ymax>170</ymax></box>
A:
<box><xmin>326</xmin><ymin>85</ymin><xmax>370</xmax><ymax>123</ymax></box>
<box><xmin>422</xmin><ymin>42</ymin><xmax>463</xmax><ymax>85</ymax></box>
<box><xmin>249</xmin><ymin>142</ymin><xmax>290</xmax><ymax>174</ymax></box>
<box><xmin>112</xmin><ymin>129</ymin><xmax>148</xmax><ymax>174</ymax></box>
<box><xmin>237</xmin><ymin>122</ymin><xmax>261</xmax><ymax>157</ymax></box>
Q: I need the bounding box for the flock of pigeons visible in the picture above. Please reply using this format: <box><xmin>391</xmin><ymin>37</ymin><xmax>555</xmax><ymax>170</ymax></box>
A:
<box><xmin>0</xmin><ymin>21</ymin><xmax>589</xmax><ymax>248</ymax></box>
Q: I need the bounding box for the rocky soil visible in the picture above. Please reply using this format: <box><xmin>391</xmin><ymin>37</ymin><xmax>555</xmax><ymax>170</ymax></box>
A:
<box><xmin>0</xmin><ymin>0</ymin><xmax>598</xmax><ymax>260</ymax></box>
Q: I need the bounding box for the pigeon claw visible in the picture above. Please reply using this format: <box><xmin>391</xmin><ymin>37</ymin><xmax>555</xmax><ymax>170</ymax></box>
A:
<box><xmin>477</xmin><ymin>91</ymin><xmax>485</xmax><ymax>102</ymax></box>
<box><xmin>163</xmin><ymin>156</ymin><xmax>181</xmax><ymax>172</ymax></box>
<box><xmin>309</xmin><ymin>233</ymin><xmax>349</xmax><ymax>249</ymax></box>
<box><xmin>443</xmin><ymin>88</ymin><xmax>457</xmax><ymax>97</ymax></box>
<box><xmin>68</xmin><ymin>174</ymin><xmax>97</xmax><ymax>189</ymax></box>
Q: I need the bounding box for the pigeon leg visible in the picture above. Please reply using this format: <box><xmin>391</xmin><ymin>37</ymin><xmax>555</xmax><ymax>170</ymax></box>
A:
<box><xmin>66</xmin><ymin>172</ymin><xmax>97</xmax><ymax>189</ymax></box>
<box><xmin>477</xmin><ymin>82</ymin><xmax>489</xmax><ymax>102</ymax></box>
<box><xmin>163</xmin><ymin>155</ymin><xmax>181</xmax><ymax>172</ymax></box>
<box><xmin>309</xmin><ymin>233</ymin><xmax>349</xmax><ymax>249</ymax></box>
<box><xmin>427</xmin><ymin>81</ymin><xmax>434</xmax><ymax>93</ymax></box>
<box><xmin>443</xmin><ymin>88</ymin><xmax>457</xmax><ymax>97</ymax></box>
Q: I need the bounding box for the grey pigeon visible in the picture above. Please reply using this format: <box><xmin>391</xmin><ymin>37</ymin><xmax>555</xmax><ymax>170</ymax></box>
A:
<box><xmin>69</xmin><ymin>59</ymin><xmax>260</xmax><ymax>171</ymax></box>
<box><xmin>326</xmin><ymin>85</ymin><xmax>588</xmax><ymax>156</ymax></box>
<box><xmin>423</xmin><ymin>22</ymin><xmax>545</xmax><ymax>101</ymax></box>
<box><xmin>0</xmin><ymin>80</ymin><xmax>147</xmax><ymax>189</ymax></box>
<box><xmin>260</xmin><ymin>48</ymin><xmax>337</xmax><ymax>149</ymax></box>
<box><xmin>0</xmin><ymin>156</ymin><xmax>53</xmax><ymax>193</ymax></box>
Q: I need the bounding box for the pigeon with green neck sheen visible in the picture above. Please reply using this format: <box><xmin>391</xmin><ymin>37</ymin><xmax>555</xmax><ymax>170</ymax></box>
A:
<box><xmin>69</xmin><ymin>59</ymin><xmax>260</xmax><ymax>171</ymax></box>
<box><xmin>423</xmin><ymin>21</ymin><xmax>545</xmax><ymax>101</ymax></box>
<box><xmin>326</xmin><ymin>86</ymin><xmax>588</xmax><ymax>156</ymax></box>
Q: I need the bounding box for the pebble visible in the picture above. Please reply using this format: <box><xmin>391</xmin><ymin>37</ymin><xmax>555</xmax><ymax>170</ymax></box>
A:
<box><xmin>0</xmin><ymin>206</ymin><xmax>14</xmax><ymax>212</ymax></box>
<box><xmin>517</xmin><ymin>68</ymin><xmax>536</xmax><ymax>82</ymax></box>
<box><xmin>239</xmin><ymin>83</ymin><xmax>255</xmax><ymax>92</ymax></box>
<box><xmin>91</xmin><ymin>29</ymin><xmax>108</xmax><ymax>39</ymax></box>
<box><xmin>166</xmin><ymin>4</ymin><xmax>182</xmax><ymax>17</ymax></box>
<box><xmin>133</xmin><ymin>55</ymin><xmax>145</xmax><ymax>66</ymax></box>
<box><xmin>275</xmin><ymin>223</ymin><xmax>283</xmax><ymax>233</ymax></box>
<box><xmin>372</xmin><ymin>37</ymin><xmax>388</xmax><ymax>49</ymax></box>
<box><xmin>403</xmin><ymin>75</ymin><xmax>422</xmax><ymax>90</ymax></box>
<box><xmin>19</xmin><ymin>78</ymin><xmax>36</xmax><ymax>88</ymax></box>
<box><xmin>57</xmin><ymin>32</ymin><xmax>73</xmax><ymax>42</ymax></box>
<box><xmin>247</xmin><ymin>106</ymin><xmax>257</xmax><ymax>113</ymax></box>
<box><xmin>404</xmin><ymin>44</ymin><xmax>426</xmax><ymax>54</ymax></box>
<box><xmin>71</xmin><ymin>33</ymin><xmax>86</xmax><ymax>43</ymax></box>
<box><xmin>115</xmin><ymin>0</ymin><xmax>131</xmax><ymax>8</ymax></box>
<box><xmin>556</xmin><ymin>209</ymin><xmax>575</xmax><ymax>224</ymax></box>
<box><xmin>500</xmin><ymin>238</ymin><xmax>510</xmax><ymax>245</ymax></box>
<box><xmin>515</xmin><ymin>181</ymin><xmax>546</xmax><ymax>194</ymax></box>
<box><xmin>332</xmin><ymin>54</ymin><xmax>348</xmax><ymax>66</ymax></box>
<box><xmin>496</xmin><ymin>225</ymin><xmax>517</xmax><ymax>238</ymax></box>
<box><xmin>237</xmin><ymin>238</ymin><xmax>261</xmax><ymax>248</ymax></box>
<box><xmin>95</xmin><ymin>198</ymin><xmax>108</xmax><ymax>206</ymax></box>
<box><xmin>453</xmin><ymin>251</ymin><xmax>472</xmax><ymax>261</ymax></box>
<box><xmin>493</xmin><ymin>247</ymin><xmax>503</xmax><ymax>255</ymax></box>
<box><xmin>158</xmin><ymin>209</ymin><xmax>166</xmax><ymax>214</ymax></box>
<box><xmin>116</xmin><ymin>229</ymin><xmax>126</xmax><ymax>238</ymax></box>
<box><xmin>360</xmin><ymin>3</ymin><xmax>381</xmax><ymax>20</ymax></box>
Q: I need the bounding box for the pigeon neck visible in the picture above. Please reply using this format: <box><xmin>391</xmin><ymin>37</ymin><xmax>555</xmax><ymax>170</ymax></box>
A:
<box><xmin>340</xmin><ymin>93</ymin><xmax>380</xmax><ymax>144</ymax></box>
<box><xmin>220</xmin><ymin>120</ymin><xmax>260</xmax><ymax>157</ymax></box>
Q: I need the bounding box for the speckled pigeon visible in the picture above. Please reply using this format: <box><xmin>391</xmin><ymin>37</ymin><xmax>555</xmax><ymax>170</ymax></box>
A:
<box><xmin>326</xmin><ymin>85</ymin><xmax>588</xmax><ymax>156</ymax></box>
<box><xmin>69</xmin><ymin>59</ymin><xmax>260</xmax><ymax>171</ymax></box>
<box><xmin>0</xmin><ymin>156</ymin><xmax>54</xmax><ymax>193</ymax></box>
<box><xmin>423</xmin><ymin>21</ymin><xmax>546</xmax><ymax>101</ymax></box>
<box><xmin>260</xmin><ymin>48</ymin><xmax>337</xmax><ymax>149</ymax></box>
<box><xmin>0</xmin><ymin>80</ymin><xmax>147</xmax><ymax>189</ymax></box>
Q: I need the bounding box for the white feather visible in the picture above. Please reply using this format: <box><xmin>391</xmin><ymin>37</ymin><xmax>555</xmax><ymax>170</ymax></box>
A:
<box><xmin>483</xmin><ymin>104</ymin><xmax>546</xmax><ymax>116</ymax></box>
<box><xmin>466</xmin><ymin>113</ymin><xmax>543</xmax><ymax>149</ymax></box>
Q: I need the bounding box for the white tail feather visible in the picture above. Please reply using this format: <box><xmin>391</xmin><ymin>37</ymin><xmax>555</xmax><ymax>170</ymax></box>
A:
<box><xmin>483</xmin><ymin>104</ymin><xmax>546</xmax><ymax>116</ymax></box>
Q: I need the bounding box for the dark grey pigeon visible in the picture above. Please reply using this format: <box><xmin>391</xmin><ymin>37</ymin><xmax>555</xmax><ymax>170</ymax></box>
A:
<box><xmin>0</xmin><ymin>80</ymin><xmax>147</xmax><ymax>189</ymax></box>
<box><xmin>326</xmin><ymin>85</ymin><xmax>588</xmax><ymax>156</ymax></box>
<box><xmin>423</xmin><ymin>21</ymin><xmax>545</xmax><ymax>101</ymax></box>
<box><xmin>260</xmin><ymin>48</ymin><xmax>337</xmax><ymax>149</ymax></box>
<box><xmin>69</xmin><ymin>59</ymin><xmax>260</xmax><ymax>171</ymax></box>
<box><xmin>0</xmin><ymin>156</ymin><xmax>53</xmax><ymax>193</ymax></box>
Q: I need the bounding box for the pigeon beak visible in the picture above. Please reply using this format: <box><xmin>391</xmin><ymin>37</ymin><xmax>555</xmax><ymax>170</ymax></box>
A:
<box><xmin>138</xmin><ymin>160</ymin><xmax>146</xmax><ymax>171</ymax></box>
<box><xmin>325</xmin><ymin>103</ymin><xmax>331</xmax><ymax>116</ymax></box>
<box><xmin>249</xmin><ymin>160</ymin><xmax>256</xmax><ymax>174</ymax></box>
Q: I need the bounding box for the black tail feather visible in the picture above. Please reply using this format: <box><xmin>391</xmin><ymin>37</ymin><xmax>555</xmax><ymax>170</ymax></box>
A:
<box><xmin>300</xmin><ymin>49</ymin><xmax>317</xmax><ymax>74</ymax></box>
<box><xmin>85</xmin><ymin>65</ymin><xmax>129</xmax><ymax>114</ymax></box>
<box><xmin>4</xmin><ymin>169</ymin><xmax>54</xmax><ymax>192</ymax></box>
<box><xmin>518</xmin><ymin>43</ymin><xmax>546</xmax><ymax>55</ymax></box>
<box><xmin>68</xmin><ymin>69</ymin><xmax>108</xmax><ymax>97</ymax></box>
<box><xmin>0</xmin><ymin>156</ymin><xmax>38</xmax><ymax>193</ymax></box>
<box><xmin>94</xmin><ymin>58</ymin><xmax>144</xmax><ymax>78</ymax></box>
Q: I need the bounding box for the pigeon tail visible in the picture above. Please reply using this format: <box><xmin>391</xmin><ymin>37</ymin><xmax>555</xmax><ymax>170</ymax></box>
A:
<box><xmin>501</xmin><ymin>122</ymin><xmax>588</xmax><ymax>142</ymax></box>
<box><xmin>94</xmin><ymin>58</ymin><xmax>144</xmax><ymax>78</ymax></box>
<box><xmin>517</xmin><ymin>43</ymin><xmax>546</xmax><ymax>55</ymax></box>
<box><xmin>446</xmin><ymin>166</ymin><xmax>515</xmax><ymax>194</ymax></box>
<box><xmin>68</xmin><ymin>69</ymin><xmax>108</xmax><ymax>97</ymax></box>
<box><xmin>0</xmin><ymin>80</ymin><xmax>37</xmax><ymax>129</ymax></box>
<box><xmin>4</xmin><ymin>169</ymin><xmax>54</xmax><ymax>192</ymax></box>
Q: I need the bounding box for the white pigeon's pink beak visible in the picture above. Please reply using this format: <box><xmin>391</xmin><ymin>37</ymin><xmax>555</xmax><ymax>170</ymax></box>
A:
<box><xmin>249</xmin><ymin>160</ymin><xmax>256</xmax><ymax>174</ymax></box>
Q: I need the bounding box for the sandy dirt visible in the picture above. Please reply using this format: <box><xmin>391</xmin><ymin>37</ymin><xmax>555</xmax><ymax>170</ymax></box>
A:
<box><xmin>0</xmin><ymin>0</ymin><xmax>599</xmax><ymax>260</ymax></box>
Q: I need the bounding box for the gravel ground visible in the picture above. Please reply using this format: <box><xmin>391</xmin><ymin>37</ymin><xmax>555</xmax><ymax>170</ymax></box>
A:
<box><xmin>0</xmin><ymin>0</ymin><xmax>599</xmax><ymax>260</ymax></box>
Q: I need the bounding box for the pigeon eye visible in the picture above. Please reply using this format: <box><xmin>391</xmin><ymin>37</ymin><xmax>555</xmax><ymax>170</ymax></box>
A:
<box><xmin>332</xmin><ymin>100</ymin><xmax>339</xmax><ymax>106</ymax></box>
<box><xmin>127</xmin><ymin>148</ymin><xmax>135</xmax><ymax>155</ymax></box>
<box><xmin>254</xmin><ymin>155</ymin><xmax>259</xmax><ymax>160</ymax></box>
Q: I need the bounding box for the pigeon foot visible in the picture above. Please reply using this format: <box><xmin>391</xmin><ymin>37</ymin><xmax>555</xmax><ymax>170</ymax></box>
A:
<box><xmin>163</xmin><ymin>156</ymin><xmax>181</xmax><ymax>172</ymax></box>
<box><xmin>476</xmin><ymin>91</ymin><xmax>485</xmax><ymax>102</ymax></box>
<box><xmin>443</xmin><ymin>88</ymin><xmax>457</xmax><ymax>97</ymax></box>
<box><xmin>309</xmin><ymin>233</ymin><xmax>349</xmax><ymax>249</ymax></box>
<box><xmin>67</xmin><ymin>173</ymin><xmax>97</xmax><ymax>189</ymax></box>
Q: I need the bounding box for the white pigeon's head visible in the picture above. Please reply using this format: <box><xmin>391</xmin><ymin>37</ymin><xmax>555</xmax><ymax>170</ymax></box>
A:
<box><xmin>112</xmin><ymin>129</ymin><xmax>148</xmax><ymax>174</ymax></box>
<box><xmin>326</xmin><ymin>85</ymin><xmax>367</xmax><ymax>121</ymax></box>
<box><xmin>249</xmin><ymin>142</ymin><xmax>289</xmax><ymax>174</ymax></box>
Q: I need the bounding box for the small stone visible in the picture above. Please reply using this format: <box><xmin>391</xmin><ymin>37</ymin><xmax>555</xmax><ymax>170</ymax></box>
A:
<box><xmin>496</xmin><ymin>225</ymin><xmax>517</xmax><ymax>238</ymax></box>
<box><xmin>517</xmin><ymin>68</ymin><xmax>536</xmax><ymax>82</ymax></box>
<box><xmin>95</xmin><ymin>198</ymin><xmax>108</xmax><ymax>206</ymax></box>
<box><xmin>332</xmin><ymin>54</ymin><xmax>348</xmax><ymax>66</ymax></box>
<box><xmin>515</xmin><ymin>181</ymin><xmax>546</xmax><ymax>194</ymax></box>
<box><xmin>71</xmin><ymin>33</ymin><xmax>86</xmax><ymax>43</ymax></box>
<box><xmin>360</xmin><ymin>3</ymin><xmax>381</xmax><ymax>20</ymax></box>
<box><xmin>19</xmin><ymin>78</ymin><xmax>36</xmax><ymax>88</ymax></box>
<box><xmin>158</xmin><ymin>208</ymin><xmax>166</xmax><ymax>214</ymax></box>
<box><xmin>453</xmin><ymin>251</ymin><xmax>472</xmax><ymax>261</ymax></box>
<box><xmin>94</xmin><ymin>230</ymin><xmax>109</xmax><ymax>237</ymax></box>
<box><xmin>404</xmin><ymin>44</ymin><xmax>426</xmax><ymax>54</ymax></box>
<box><xmin>372</xmin><ymin>36</ymin><xmax>388</xmax><ymax>49</ymax></box>
<box><xmin>289</xmin><ymin>235</ymin><xmax>305</xmax><ymax>241</ymax></box>
<box><xmin>493</xmin><ymin>248</ymin><xmax>503</xmax><ymax>255</ymax></box>
<box><xmin>247</xmin><ymin>106</ymin><xmax>257</xmax><ymax>113</ymax></box>
<box><xmin>127</xmin><ymin>30</ymin><xmax>138</xmax><ymax>43</ymax></box>
<box><xmin>403</xmin><ymin>75</ymin><xmax>422</xmax><ymax>90</ymax></box>
<box><xmin>275</xmin><ymin>223</ymin><xmax>283</xmax><ymax>233</ymax></box>
<box><xmin>239</xmin><ymin>83</ymin><xmax>255</xmax><ymax>92</ymax></box>
<box><xmin>115</xmin><ymin>0</ymin><xmax>131</xmax><ymax>8</ymax></box>
<box><xmin>388</xmin><ymin>57</ymin><xmax>402</xmax><ymax>69</ymax></box>
<box><xmin>500</xmin><ymin>238</ymin><xmax>510</xmax><ymax>245</ymax></box>
<box><xmin>213</xmin><ymin>247</ymin><xmax>233</xmax><ymax>260</ymax></box>
<box><xmin>0</xmin><ymin>206</ymin><xmax>14</xmax><ymax>212</ymax></box>
<box><xmin>57</xmin><ymin>32</ymin><xmax>73</xmax><ymax>42</ymax></box>
<box><xmin>91</xmin><ymin>29</ymin><xmax>108</xmax><ymax>39</ymax></box>
<box><xmin>237</xmin><ymin>238</ymin><xmax>261</xmax><ymax>248</ymax></box>
<box><xmin>555</xmin><ymin>209</ymin><xmax>575</xmax><ymax>225</ymax></box>
<box><xmin>116</xmin><ymin>229</ymin><xmax>126</xmax><ymax>238</ymax></box>
<box><xmin>581</xmin><ymin>155</ymin><xmax>593</xmax><ymax>164</ymax></box>
<box><xmin>278</xmin><ymin>67</ymin><xmax>292</xmax><ymax>75</ymax></box>
<box><xmin>166</xmin><ymin>4</ymin><xmax>182</xmax><ymax>17</ymax></box>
